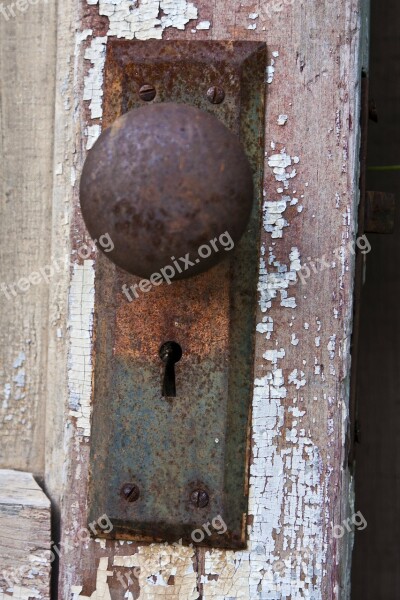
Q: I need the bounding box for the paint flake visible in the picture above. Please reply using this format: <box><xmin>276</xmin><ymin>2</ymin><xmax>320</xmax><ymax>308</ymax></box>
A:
<box><xmin>67</xmin><ymin>261</ymin><xmax>95</xmax><ymax>437</ymax></box>
<box><xmin>96</xmin><ymin>0</ymin><xmax>198</xmax><ymax>40</ymax></box>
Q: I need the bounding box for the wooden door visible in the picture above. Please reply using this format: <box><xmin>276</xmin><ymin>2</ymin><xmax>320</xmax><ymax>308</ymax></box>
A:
<box><xmin>0</xmin><ymin>0</ymin><xmax>369</xmax><ymax>598</ymax></box>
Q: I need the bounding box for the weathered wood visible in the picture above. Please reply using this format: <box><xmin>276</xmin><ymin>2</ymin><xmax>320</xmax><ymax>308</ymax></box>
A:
<box><xmin>365</xmin><ymin>191</ymin><xmax>396</xmax><ymax>234</ymax></box>
<box><xmin>42</xmin><ymin>0</ymin><xmax>369</xmax><ymax>598</ymax></box>
<box><xmin>0</xmin><ymin>470</ymin><xmax>51</xmax><ymax>600</ymax></box>
<box><xmin>352</xmin><ymin>0</ymin><xmax>400</xmax><ymax>594</ymax></box>
<box><xmin>0</xmin><ymin>0</ymin><xmax>57</xmax><ymax>474</ymax></box>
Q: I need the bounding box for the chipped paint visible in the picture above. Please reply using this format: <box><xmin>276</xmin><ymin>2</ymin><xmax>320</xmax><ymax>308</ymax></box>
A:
<box><xmin>277</xmin><ymin>114</ymin><xmax>288</xmax><ymax>126</ymax></box>
<box><xmin>85</xmin><ymin>125</ymin><xmax>102</xmax><ymax>149</ymax></box>
<box><xmin>83</xmin><ymin>37</ymin><xmax>107</xmax><ymax>120</ymax></box>
<box><xmin>58</xmin><ymin>0</ymin><xmax>364</xmax><ymax>596</ymax></box>
<box><xmin>0</xmin><ymin>586</ymin><xmax>41</xmax><ymax>599</ymax></box>
<box><xmin>87</xmin><ymin>0</ymin><xmax>198</xmax><ymax>40</ymax></box>
<box><xmin>288</xmin><ymin>368</ymin><xmax>306</xmax><ymax>389</ymax></box>
<box><xmin>266</xmin><ymin>50</ymin><xmax>279</xmax><ymax>84</ymax></box>
<box><xmin>267</xmin><ymin>151</ymin><xmax>298</xmax><ymax>190</ymax></box>
<box><xmin>196</xmin><ymin>20</ymin><xmax>210</xmax><ymax>29</ymax></box>
<box><xmin>263</xmin><ymin>198</ymin><xmax>290</xmax><ymax>239</ymax></box>
<box><xmin>71</xmin><ymin>557</ymin><xmax>112</xmax><ymax>599</ymax></box>
<box><xmin>113</xmin><ymin>546</ymin><xmax>198</xmax><ymax>599</ymax></box>
<box><xmin>258</xmin><ymin>247</ymin><xmax>301</xmax><ymax>311</ymax></box>
<box><xmin>67</xmin><ymin>261</ymin><xmax>95</xmax><ymax>437</ymax></box>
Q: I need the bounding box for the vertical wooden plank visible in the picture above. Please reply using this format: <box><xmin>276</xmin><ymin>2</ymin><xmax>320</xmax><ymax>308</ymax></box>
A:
<box><xmin>0</xmin><ymin>470</ymin><xmax>51</xmax><ymax>600</ymax></box>
<box><xmin>44</xmin><ymin>0</ymin><xmax>368</xmax><ymax>598</ymax></box>
<box><xmin>352</xmin><ymin>0</ymin><xmax>400</xmax><ymax>594</ymax></box>
<box><xmin>0</xmin><ymin>0</ymin><xmax>57</xmax><ymax>474</ymax></box>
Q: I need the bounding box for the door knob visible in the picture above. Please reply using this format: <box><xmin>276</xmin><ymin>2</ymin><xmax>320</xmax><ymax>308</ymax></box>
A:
<box><xmin>79</xmin><ymin>102</ymin><xmax>254</xmax><ymax>279</ymax></box>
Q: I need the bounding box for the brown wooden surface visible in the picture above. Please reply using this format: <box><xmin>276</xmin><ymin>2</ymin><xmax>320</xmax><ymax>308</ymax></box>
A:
<box><xmin>0</xmin><ymin>0</ymin><xmax>57</xmax><ymax>475</ymax></box>
<box><xmin>352</xmin><ymin>0</ymin><xmax>400</xmax><ymax>596</ymax></box>
<box><xmin>0</xmin><ymin>470</ymin><xmax>51</xmax><ymax>600</ymax></box>
<box><xmin>0</xmin><ymin>0</ymin><xmax>369</xmax><ymax>598</ymax></box>
<box><xmin>41</xmin><ymin>0</ymin><xmax>369</xmax><ymax>598</ymax></box>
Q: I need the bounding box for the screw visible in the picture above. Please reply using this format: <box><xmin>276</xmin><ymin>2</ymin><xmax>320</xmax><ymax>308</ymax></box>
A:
<box><xmin>121</xmin><ymin>483</ymin><xmax>140</xmax><ymax>502</ymax></box>
<box><xmin>206</xmin><ymin>86</ymin><xmax>225</xmax><ymax>105</ymax></box>
<box><xmin>190</xmin><ymin>489</ymin><xmax>209</xmax><ymax>508</ymax></box>
<box><xmin>139</xmin><ymin>84</ymin><xmax>156</xmax><ymax>102</ymax></box>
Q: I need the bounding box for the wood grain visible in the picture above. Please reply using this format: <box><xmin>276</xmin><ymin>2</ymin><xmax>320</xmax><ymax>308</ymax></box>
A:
<box><xmin>0</xmin><ymin>0</ymin><xmax>57</xmax><ymax>474</ymax></box>
<box><xmin>40</xmin><ymin>0</ymin><xmax>369</xmax><ymax>598</ymax></box>
<box><xmin>0</xmin><ymin>470</ymin><xmax>51</xmax><ymax>600</ymax></box>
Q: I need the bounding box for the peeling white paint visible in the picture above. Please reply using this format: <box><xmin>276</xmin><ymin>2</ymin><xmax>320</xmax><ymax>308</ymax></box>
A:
<box><xmin>291</xmin><ymin>333</ymin><xmax>299</xmax><ymax>346</ymax></box>
<box><xmin>277</xmin><ymin>114</ymin><xmax>288</xmax><ymax>126</ymax></box>
<box><xmin>112</xmin><ymin>547</ymin><xmax>198</xmax><ymax>599</ymax></box>
<box><xmin>83</xmin><ymin>37</ymin><xmax>107</xmax><ymax>120</ymax></box>
<box><xmin>210</xmin><ymin>104</ymin><xmax>330</xmax><ymax>596</ymax></box>
<box><xmin>267</xmin><ymin>151</ymin><xmax>297</xmax><ymax>190</ymax></box>
<box><xmin>266</xmin><ymin>51</ymin><xmax>280</xmax><ymax>83</ymax></box>
<box><xmin>71</xmin><ymin>557</ymin><xmax>112</xmax><ymax>600</ymax></box>
<box><xmin>203</xmin><ymin>370</ymin><xmax>326</xmax><ymax>598</ymax></box>
<box><xmin>0</xmin><ymin>587</ymin><xmax>41</xmax><ymax>599</ymax></box>
<box><xmin>67</xmin><ymin>261</ymin><xmax>95</xmax><ymax>437</ymax></box>
<box><xmin>12</xmin><ymin>352</ymin><xmax>26</xmax><ymax>369</ymax></box>
<box><xmin>258</xmin><ymin>247</ymin><xmax>301</xmax><ymax>311</ymax></box>
<box><xmin>262</xmin><ymin>198</ymin><xmax>289</xmax><ymax>239</ymax></box>
<box><xmin>256</xmin><ymin>316</ymin><xmax>274</xmax><ymax>340</ymax></box>
<box><xmin>89</xmin><ymin>0</ymin><xmax>198</xmax><ymax>40</ymax></box>
<box><xmin>266</xmin><ymin>63</ymin><xmax>275</xmax><ymax>84</ymax></box>
<box><xmin>288</xmin><ymin>368</ymin><xmax>306</xmax><ymax>389</ymax></box>
<box><xmin>327</xmin><ymin>335</ymin><xmax>337</xmax><ymax>359</ymax></box>
<box><xmin>85</xmin><ymin>125</ymin><xmax>101</xmax><ymax>149</ymax></box>
<box><xmin>196</xmin><ymin>20</ymin><xmax>210</xmax><ymax>29</ymax></box>
<box><xmin>65</xmin><ymin>0</ymin><xmax>355</xmax><ymax>596</ymax></box>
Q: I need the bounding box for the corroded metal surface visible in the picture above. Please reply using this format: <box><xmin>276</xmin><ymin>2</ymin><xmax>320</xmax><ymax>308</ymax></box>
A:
<box><xmin>80</xmin><ymin>103</ymin><xmax>254</xmax><ymax>278</ymax></box>
<box><xmin>88</xmin><ymin>40</ymin><xmax>266</xmax><ymax>549</ymax></box>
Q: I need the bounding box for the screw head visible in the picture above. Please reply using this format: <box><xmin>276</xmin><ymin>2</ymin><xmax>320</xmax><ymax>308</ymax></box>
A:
<box><xmin>139</xmin><ymin>84</ymin><xmax>156</xmax><ymax>102</ymax></box>
<box><xmin>121</xmin><ymin>483</ymin><xmax>140</xmax><ymax>502</ymax></box>
<box><xmin>206</xmin><ymin>86</ymin><xmax>225</xmax><ymax>104</ymax></box>
<box><xmin>190</xmin><ymin>489</ymin><xmax>209</xmax><ymax>508</ymax></box>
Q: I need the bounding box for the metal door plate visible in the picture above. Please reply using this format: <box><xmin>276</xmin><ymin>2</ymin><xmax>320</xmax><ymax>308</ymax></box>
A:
<box><xmin>88</xmin><ymin>40</ymin><xmax>266</xmax><ymax>549</ymax></box>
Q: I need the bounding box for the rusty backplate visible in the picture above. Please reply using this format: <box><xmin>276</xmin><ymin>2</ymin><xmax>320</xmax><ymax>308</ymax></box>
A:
<box><xmin>88</xmin><ymin>40</ymin><xmax>266</xmax><ymax>549</ymax></box>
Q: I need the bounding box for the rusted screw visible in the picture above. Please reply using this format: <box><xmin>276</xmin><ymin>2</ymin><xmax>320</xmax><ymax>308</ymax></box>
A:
<box><xmin>121</xmin><ymin>483</ymin><xmax>140</xmax><ymax>502</ymax></box>
<box><xmin>190</xmin><ymin>489</ymin><xmax>209</xmax><ymax>508</ymax></box>
<box><xmin>139</xmin><ymin>84</ymin><xmax>156</xmax><ymax>102</ymax></box>
<box><xmin>206</xmin><ymin>86</ymin><xmax>225</xmax><ymax>104</ymax></box>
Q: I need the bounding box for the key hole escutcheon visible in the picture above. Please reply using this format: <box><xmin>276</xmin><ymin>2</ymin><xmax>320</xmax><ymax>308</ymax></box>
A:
<box><xmin>159</xmin><ymin>341</ymin><xmax>182</xmax><ymax>397</ymax></box>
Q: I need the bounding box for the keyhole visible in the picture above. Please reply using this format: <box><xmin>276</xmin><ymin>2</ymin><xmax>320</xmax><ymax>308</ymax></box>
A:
<box><xmin>159</xmin><ymin>341</ymin><xmax>182</xmax><ymax>397</ymax></box>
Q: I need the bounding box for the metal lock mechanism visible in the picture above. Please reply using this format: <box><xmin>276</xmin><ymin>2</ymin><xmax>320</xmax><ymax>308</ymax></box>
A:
<box><xmin>82</xmin><ymin>40</ymin><xmax>266</xmax><ymax>549</ymax></box>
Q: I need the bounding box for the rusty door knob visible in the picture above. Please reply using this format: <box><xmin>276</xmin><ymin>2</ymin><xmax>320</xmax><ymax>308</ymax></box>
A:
<box><xmin>80</xmin><ymin>103</ymin><xmax>254</xmax><ymax>279</ymax></box>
